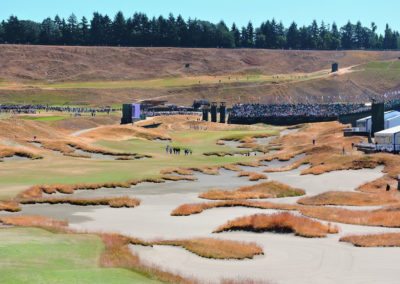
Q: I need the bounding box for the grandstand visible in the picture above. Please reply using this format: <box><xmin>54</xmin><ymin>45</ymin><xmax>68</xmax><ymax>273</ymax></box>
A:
<box><xmin>228</xmin><ymin>90</ymin><xmax>400</xmax><ymax>126</ymax></box>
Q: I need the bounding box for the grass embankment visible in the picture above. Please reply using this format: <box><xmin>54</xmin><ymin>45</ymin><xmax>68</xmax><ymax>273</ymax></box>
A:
<box><xmin>357</xmin><ymin>176</ymin><xmax>398</xmax><ymax>193</ymax></box>
<box><xmin>35</xmin><ymin>139</ymin><xmax>148</xmax><ymax>159</ymax></box>
<box><xmin>19</xmin><ymin>196</ymin><xmax>140</xmax><ymax>208</ymax></box>
<box><xmin>152</xmin><ymin>238</ymin><xmax>263</xmax><ymax>260</ymax></box>
<box><xmin>0</xmin><ymin>227</ymin><xmax>161</xmax><ymax>284</ymax></box>
<box><xmin>199</xmin><ymin>181</ymin><xmax>305</xmax><ymax>201</ymax></box>
<box><xmin>0</xmin><ymin>146</ymin><xmax>42</xmax><ymax>160</ymax></box>
<box><xmin>0</xmin><ymin>215</ymin><xmax>262</xmax><ymax>283</ymax></box>
<box><xmin>172</xmin><ymin>198</ymin><xmax>400</xmax><ymax>228</ymax></box>
<box><xmin>0</xmin><ymin>201</ymin><xmax>21</xmax><ymax>212</ymax></box>
<box><xmin>19</xmin><ymin>178</ymin><xmax>165</xmax><ymax>198</ymax></box>
<box><xmin>237</xmin><ymin>171</ymin><xmax>268</xmax><ymax>181</ymax></box>
<box><xmin>299</xmin><ymin>206</ymin><xmax>400</xmax><ymax>228</ymax></box>
<box><xmin>171</xmin><ymin>200</ymin><xmax>299</xmax><ymax>216</ymax></box>
<box><xmin>214</xmin><ymin>212</ymin><xmax>338</xmax><ymax>238</ymax></box>
<box><xmin>340</xmin><ymin>233</ymin><xmax>400</xmax><ymax>247</ymax></box>
<box><xmin>298</xmin><ymin>191</ymin><xmax>400</xmax><ymax>206</ymax></box>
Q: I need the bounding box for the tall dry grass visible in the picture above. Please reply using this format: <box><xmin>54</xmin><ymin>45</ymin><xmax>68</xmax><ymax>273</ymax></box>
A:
<box><xmin>160</xmin><ymin>168</ymin><xmax>194</xmax><ymax>176</ymax></box>
<box><xmin>340</xmin><ymin>233</ymin><xmax>400</xmax><ymax>247</ymax></box>
<box><xmin>18</xmin><ymin>177</ymin><xmax>166</xmax><ymax>199</ymax></box>
<box><xmin>100</xmin><ymin>234</ymin><xmax>198</xmax><ymax>284</ymax></box>
<box><xmin>221</xmin><ymin>164</ymin><xmax>242</xmax><ymax>172</ymax></box>
<box><xmin>0</xmin><ymin>215</ymin><xmax>68</xmax><ymax>230</ymax></box>
<box><xmin>357</xmin><ymin>176</ymin><xmax>398</xmax><ymax>193</ymax></box>
<box><xmin>199</xmin><ymin>181</ymin><xmax>305</xmax><ymax>201</ymax></box>
<box><xmin>299</xmin><ymin>206</ymin><xmax>400</xmax><ymax>227</ymax></box>
<box><xmin>161</xmin><ymin>175</ymin><xmax>197</xmax><ymax>181</ymax></box>
<box><xmin>19</xmin><ymin>196</ymin><xmax>141</xmax><ymax>208</ymax></box>
<box><xmin>35</xmin><ymin>139</ymin><xmax>149</xmax><ymax>159</ymax></box>
<box><xmin>0</xmin><ymin>146</ymin><xmax>42</xmax><ymax>160</ymax></box>
<box><xmin>238</xmin><ymin>172</ymin><xmax>268</xmax><ymax>181</ymax></box>
<box><xmin>0</xmin><ymin>201</ymin><xmax>21</xmax><ymax>212</ymax></box>
<box><xmin>298</xmin><ymin>191</ymin><xmax>400</xmax><ymax>206</ymax></box>
<box><xmin>154</xmin><ymin>238</ymin><xmax>263</xmax><ymax>260</ymax></box>
<box><xmin>214</xmin><ymin>212</ymin><xmax>338</xmax><ymax>238</ymax></box>
<box><xmin>171</xmin><ymin>200</ymin><xmax>300</xmax><ymax>216</ymax></box>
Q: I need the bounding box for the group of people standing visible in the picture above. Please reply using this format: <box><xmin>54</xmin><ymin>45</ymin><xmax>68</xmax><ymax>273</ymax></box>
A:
<box><xmin>165</xmin><ymin>145</ymin><xmax>192</xmax><ymax>156</ymax></box>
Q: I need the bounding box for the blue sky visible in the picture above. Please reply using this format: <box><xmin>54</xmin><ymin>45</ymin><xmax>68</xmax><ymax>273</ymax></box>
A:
<box><xmin>2</xmin><ymin>0</ymin><xmax>399</xmax><ymax>33</ymax></box>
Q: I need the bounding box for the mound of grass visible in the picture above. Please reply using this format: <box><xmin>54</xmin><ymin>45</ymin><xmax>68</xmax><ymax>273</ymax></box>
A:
<box><xmin>19</xmin><ymin>196</ymin><xmax>141</xmax><ymax>208</ymax></box>
<box><xmin>340</xmin><ymin>233</ymin><xmax>400</xmax><ymax>247</ymax></box>
<box><xmin>0</xmin><ymin>146</ymin><xmax>42</xmax><ymax>160</ymax></box>
<box><xmin>199</xmin><ymin>181</ymin><xmax>304</xmax><ymax>201</ymax></box>
<box><xmin>171</xmin><ymin>200</ymin><xmax>299</xmax><ymax>216</ymax></box>
<box><xmin>237</xmin><ymin>171</ymin><xmax>268</xmax><ymax>181</ymax></box>
<box><xmin>154</xmin><ymin>238</ymin><xmax>263</xmax><ymax>260</ymax></box>
<box><xmin>0</xmin><ymin>201</ymin><xmax>20</xmax><ymax>212</ymax></box>
<box><xmin>300</xmin><ymin>206</ymin><xmax>400</xmax><ymax>228</ymax></box>
<box><xmin>214</xmin><ymin>212</ymin><xmax>338</xmax><ymax>238</ymax></box>
<box><xmin>298</xmin><ymin>191</ymin><xmax>400</xmax><ymax>206</ymax></box>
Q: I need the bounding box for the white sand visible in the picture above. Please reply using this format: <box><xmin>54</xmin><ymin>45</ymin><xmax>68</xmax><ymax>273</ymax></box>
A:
<box><xmin>12</xmin><ymin>158</ymin><xmax>398</xmax><ymax>284</ymax></box>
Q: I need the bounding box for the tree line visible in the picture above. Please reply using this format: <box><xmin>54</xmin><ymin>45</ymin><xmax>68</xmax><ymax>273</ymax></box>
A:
<box><xmin>1</xmin><ymin>12</ymin><xmax>399</xmax><ymax>50</ymax></box>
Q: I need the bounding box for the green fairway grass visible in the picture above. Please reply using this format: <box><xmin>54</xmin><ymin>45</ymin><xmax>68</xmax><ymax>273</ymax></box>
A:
<box><xmin>0</xmin><ymin>70</ymin><xmax>330</xmax><ymax>92</ymax></box>
<box><xmin>20</xmin><ymin>115</ymin><xmax>68</xmax><ymax>122</ymax></box>
<box><xmin>0</xmin><ymin>227</ymin><xmax>160</xmax><ymax>284</ymax></box>
<box><xmin>0</xmin><ymin>128</ymin><xmax>278</xmax><ymax>200</ymax></box>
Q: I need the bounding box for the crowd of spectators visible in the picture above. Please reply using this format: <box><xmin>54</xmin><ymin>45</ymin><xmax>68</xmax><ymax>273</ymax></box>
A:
<box><xmin>230</xmin><ymin>90</ymin><xmax>400</xmax><ymax>120</ymax></box>
<box><xmin>229</xmin><ymin>103</ymin><xmax>371</xmax><ymax>119</ymax></box>
<box><xmin>144</xmin><ymin>111</ymin><xmax>202</xmax><ymax>117</ymax></box>
<box><xmin>0</xmin><ymin>104</ymin><xmax>115</xmax><ymax>114</ymax></box>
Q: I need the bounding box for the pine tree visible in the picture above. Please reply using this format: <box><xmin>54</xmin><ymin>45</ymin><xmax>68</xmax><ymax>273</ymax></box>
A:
<box><xmin>231</xmin><ymin>23</ymin><xmax>241</xmax><ymax>48</ymax></box>
<box><xmin>286</xmin><ymin>22</ymin><xmax>299</xmax><ymax>49</ymax></box>
<box><xmin>112</xmin><ymin>11</ymin><xmax>126</xmax><ymax>46</ymax></box>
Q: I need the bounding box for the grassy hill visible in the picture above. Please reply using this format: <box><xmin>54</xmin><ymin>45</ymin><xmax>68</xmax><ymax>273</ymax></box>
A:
<box><xmin>0</xmin><ymin>45</ymin><xmax>400</xmax><ymax>105</ymax></box>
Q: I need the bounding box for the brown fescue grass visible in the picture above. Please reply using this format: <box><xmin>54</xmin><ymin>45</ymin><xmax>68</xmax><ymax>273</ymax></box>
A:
<box><xmin>214</xmin><ymin>212</ymin><xmax>338</xmax><ymax>238</ymax></box>
<box><xmin>0</xmin><ymin>146</ymin><xmax>42</xmax><ymax>160</ymax></box>
<box><xmin>160</xmin><ymin>168</ymin><xmax>194</xmax><ymax>176</ymax></box>
<box><xmin>100</xmin><ymin>234</ymin><xmax>197</xmax><ymax>284</ymax></box>
<box><xmin>203</xmin><ymin>151</ymin><xmax>250</xmax><ymax>157</ymax></box>
<box><xmin>19</xmin><ymin>196</ymin><xmax>141</xmax><ymax>208</ymax></box>
<box><xmin>357</xmin><ymin>176</ymin><xmax>398</xmax><ymax>193</ymax></box>
<box><xmin>340</xmin><ymin>233</ymin><xmax>400</xmax><ymax>247</ymax></box>
<box><xmin>35</xmin><ymin>139</ymin><xmax>148</xmax><ymax>159</ymax></box>
<box><xmin>0</xmin><ymin>215</ymin><xmax>68</xmax><ymax>230</ymax></box>
<box><xmin>297</xmin><ymin>191</ymin><xmax>400</xmax><ymax>206</ymax></box>
<box><xmin>18</xmin><ymin>177</ymin><xmax>166</xmax><ymax>199</ymax></box>
<box><xmin>171</xmin><ymin>200</ymin><xmax>300</xmax><ymax>216</ymax></box>
<box><xmin>172</xmin><ymin>197</ymin><xmax>400</xmax><ymax>228</ymax></box>
<box><xmin>238</xmin><ymin>171</ymin><xmax>268</xmax><ymax>181</ymax></box>
<box><xmin>221</xmin><ymin>164</ymin><xmax>242</xmax><ymax>172</ymax></box>
<box><xmin>154</xmin><ymin>238</ymin><xmax>263</xmax><ymax>260</ymax></box>
<box><xmin>236</xmin><ymin>161</ymin><xmax>261</xmax><ymax>167</ymax></box>
<box><xmin>0</xmin><ymin>201</ymin><xmax>21</xmax><ymax>212</ymax></box>
<box><xmin>299</xmin><ymin>206</ymin><xmax>400</xmax><ymax>228</ymax></box>
<box><xmin>199</xmin><ymin>181</ymin><xmax>305</xmax><ymax>201</ymax></box>
<box><xmin>188</xmin><ymin>166</ymin><xmax>220</xmax><ymax>175</ymax></box>
<box><xmin>161</xmin><ymin>175</ymin><xmax>197</xmax><ymax>181</ymax></box>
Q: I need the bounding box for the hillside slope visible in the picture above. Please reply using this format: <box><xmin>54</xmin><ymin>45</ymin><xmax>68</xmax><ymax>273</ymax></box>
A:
<box><xmin>1</xmin><ymin>45</ymin><xmax>399</xmax><ymax>82</ymax></box>
<box><xmin>1</xmin><ymin>45</ymin><xmax>400</xmax><ymax>105</ymax></box>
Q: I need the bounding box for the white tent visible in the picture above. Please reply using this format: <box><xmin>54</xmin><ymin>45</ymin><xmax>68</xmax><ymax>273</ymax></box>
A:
<box><xmin>356</xmin><ymin>111</ymin><xmax>400</xmax><ymax>133</ymax></box>
<box><xmin>375</xmin><ymin>125</ymin><xmax>400</xmax><ymax>152</ymax></box>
